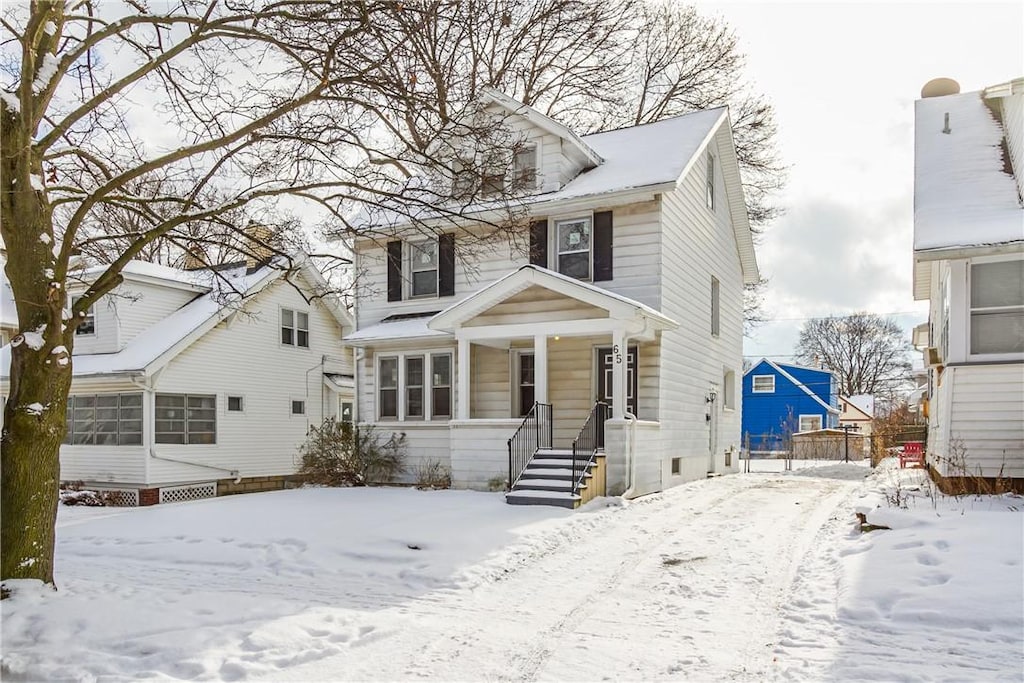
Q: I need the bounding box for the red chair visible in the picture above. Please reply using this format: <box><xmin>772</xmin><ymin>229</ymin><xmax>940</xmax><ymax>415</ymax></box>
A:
<box><xmin>900</xmin><ymin>441</ymin><xmax>925</xmax><ymax>468</ymax></box>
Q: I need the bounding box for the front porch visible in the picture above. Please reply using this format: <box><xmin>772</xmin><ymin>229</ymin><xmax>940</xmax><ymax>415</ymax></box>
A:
<box><xmin>428</xmin><ymin>266</ymin><xmax>679</xmax><ymax>505</ymax></box>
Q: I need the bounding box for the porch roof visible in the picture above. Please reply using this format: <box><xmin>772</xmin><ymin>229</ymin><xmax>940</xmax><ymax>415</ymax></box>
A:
<box><xmin>428</xmin><ymin>265</ymin><xmax>678</xmax><ymax>335</ymax></box>
<box><xmin>344</xmin><ymin>314</ymin><xmax>452</xmax><ymax>346</ymax></box>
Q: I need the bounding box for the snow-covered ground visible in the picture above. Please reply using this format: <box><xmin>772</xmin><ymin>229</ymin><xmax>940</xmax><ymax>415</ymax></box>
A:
<box><xmin>2</xmin><ymin>460</ymin><xmax>1021</xmax><ymax>682</ymax></box>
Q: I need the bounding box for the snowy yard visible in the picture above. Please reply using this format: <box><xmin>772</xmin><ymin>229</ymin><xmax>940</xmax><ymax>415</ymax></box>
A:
<box><xmin>2</xmin><ymin>461</ymin><xmax>1021</xmax><ymax>682</ymax></box>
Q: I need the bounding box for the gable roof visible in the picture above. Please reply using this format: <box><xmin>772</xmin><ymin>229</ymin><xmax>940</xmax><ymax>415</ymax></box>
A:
<box><xmin>913</xmin><ymin>84</ymin><xmax>1024</xmax><ymax>297</ymax></box>
<box><xmin>840</xmin><ymin>396</ymin><xmax>873</xmax><ymax>421</ymax></box>
<box><xmin>0</xmin><ymin>257</ymin><xmax>352</xmax><ymax>379</ymax></box>
<box><xmin>428</xmin><ymin>265</ymin><xmax>678</xmax><ymax>333</ymax></box>
<box><xmin>745</xmin><ymin>358</ymin><xmax>839</xmax><ymax>414</ymax></box>
<box><xmin>355</xmin><ymin>97</ymin><xmax>759</xmax><ymax>284</ymax></box>
<box><xmin>481</xmin><ymin>88</ymin><xmax>603</xmax><ymax>167</ymax></box>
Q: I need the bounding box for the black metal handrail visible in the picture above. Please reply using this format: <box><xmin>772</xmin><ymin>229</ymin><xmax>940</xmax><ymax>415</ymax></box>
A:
<box><xmin>571</xmin><ymin>401</ymin><xmax>611</xmax><ymax>495</ymax></box>
<box><xmin>507</xmin><ymin>402</ymin><xmax>553</xmax><ymax>490</ymax></box>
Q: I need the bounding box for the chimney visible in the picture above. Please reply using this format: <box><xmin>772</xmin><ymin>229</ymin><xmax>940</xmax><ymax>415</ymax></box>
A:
<box><xmin>244</xmin><ymin>223</ymin><xmax>276</xmax><ymax>273</ymax></box>
<box><xmin>182</xmin><ymin>244</ymin><xmax>208</xmax><ymax>271</ymax></box>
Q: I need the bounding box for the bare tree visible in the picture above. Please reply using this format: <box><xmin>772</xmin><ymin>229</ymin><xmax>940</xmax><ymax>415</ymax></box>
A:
<box><xmin>0</xmin><ymin>0</ymin><xmax>532</xmax><ymax>588</ymax></box>
<box><xmin>795</xmin><ymin>313</ymin><xmax>913</xmax><ymax>397</ymax></box>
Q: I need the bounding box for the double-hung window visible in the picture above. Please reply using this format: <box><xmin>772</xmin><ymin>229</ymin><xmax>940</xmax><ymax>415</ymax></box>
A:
<box><xmin>556</xmin><ymin>217</ymin><xmax>591</xmax><ymax>280</ymax></box>
<box><xmin>969</xmin><ymin>259</ymin><xmax>1024</xmax><ymax>355</ymax></box>
<box><xmin>798</xmin><ymin>415</ymin><xmax>822</xmax><ymax>432</ymax></box>
<box><xmin>517</xmin><ymin>352</ymin><xmax>535</xmax><ymax>417</ymax></box>
<box><xmin>431</xmin><ymin>355</ymin><xmax>452</xmax><ymax>418</ymax></box>
<box><xmin>711</xmin><ymin>277</ymin><xmax>721</xmax><ymax>337</ymax></box>
<box><xmin>379</xmin><ymin>357</ymin><xmax>399</xmax><ymax>419</ymax></box>
<box><xmin>706</xmin><ymin>150</ymin><xmax>715</xmax><ymax>209</ymax></box>
<box><xmin>512</xmin><ymin>144</ymin><xmax>537</xmax><ymax>190</ymax></box>
<box><xmin>282</xmin><ymin>308</ymin><xmax>309</xmax><ymax>348</ymax></box>
<box><xmin>73</xmin><ymin>296</ymin><xmax>96</xmax><ymax>336</ymax></box>
<box><xmin>64</xmin><ymin>393</ymin><xmax>142</xmax><ymax>445</ymax></box>
<box><xmin>410</xmin><ymin>241</ymin><xmax>439</xmax><ymax>297</ymax></box>
<box><xmin>752</xmin><ymin>375</ymin><xmax>775</xmax><ymax>393</ymax></box>
<box><xmin>405</xmin><ymin>356</ymin><xmax>425</xmax><ymax>418</ymax></box>
<box><xmin>378</xmin><ymin>352</ymin><xmax>452</xmax><ymax>420</ymax></box>
<box><xmin>155</xmin><ymin>394</ymin><xmax>216</xmax><ymax>444</ymax></box>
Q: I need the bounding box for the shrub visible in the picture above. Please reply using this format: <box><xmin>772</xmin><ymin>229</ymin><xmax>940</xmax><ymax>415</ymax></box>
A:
<box><xmin>296</xmin><ymin>419</ymin><xmax>407</xmax><ymax>487</ymax></box>
<box><xmin>487</xmin><ymin>474</ymin><xmax>507</xmax><ymax>492</ymax></box>
<box><xmin>414</xmin><ymin>458</ymin><xmax>452</xmax><ymax>490</ymax></box>
<box><xmin>59</xmin><ymin>481</ymin><xmax>115</xmax><ymax>506</ymax></box>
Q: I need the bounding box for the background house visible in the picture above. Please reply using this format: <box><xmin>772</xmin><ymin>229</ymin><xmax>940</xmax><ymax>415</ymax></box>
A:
<box><xmin>348</xmin><ymin>91</ymin><xmax>758</xmax><ymax>504</ymax></box>
<box><xmin>912</xmin><ymin>77</ymin><xmax>1024</xmax><ymax>490</ymax></box>
<box><xmin>839</xmin><ymin>395</ymin><xmax>874</xmax><ymax>437</ymax></box>
<box><xmin>741</xmin><ymin>359</ymin><xmax>839</xmax><ymax>454</ymax></box>
<box><xmin>1</xmin><ymin>255</ymin><xmax>353</xmax><ymax>505</ymax></box>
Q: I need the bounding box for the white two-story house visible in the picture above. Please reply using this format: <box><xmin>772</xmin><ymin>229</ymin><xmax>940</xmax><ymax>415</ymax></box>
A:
<box><xmin>1</xmin><ymin>252</ymin><xmax>354</xmax><ymax>505</ymax></box>
<box><xmin>913</xmin><ymin>77</ymin><xmax>1024</xmax><ymax>491</ymax></box>
<box><xmin>347</xmin><ymin>90</ymin><xmax>759</xmax><ymax>506</ymax></box>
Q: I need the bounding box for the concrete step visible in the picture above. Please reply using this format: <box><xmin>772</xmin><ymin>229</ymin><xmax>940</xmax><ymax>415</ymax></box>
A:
<box><xmin>505</xmin><ymin>489</ymin><xmax>579</xmax><ymax>509</ymax></box>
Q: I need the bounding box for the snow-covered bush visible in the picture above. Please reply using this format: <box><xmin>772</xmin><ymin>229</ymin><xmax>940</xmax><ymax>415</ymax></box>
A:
<box><xmin>296</xmin><ymin>419</ymin><xmax>407</xmax><ymax>487</ymax></box>
<box><xmin>59</xmin><ymin>482</ymin><xmax>114</xmax><ymax>506</ymax></box>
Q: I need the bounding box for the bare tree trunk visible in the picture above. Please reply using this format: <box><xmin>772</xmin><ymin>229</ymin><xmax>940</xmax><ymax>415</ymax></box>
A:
<box><xmin>1</xmin><ymin>80</ymin><xmax>73</xmax><ymax>586</ymax></box>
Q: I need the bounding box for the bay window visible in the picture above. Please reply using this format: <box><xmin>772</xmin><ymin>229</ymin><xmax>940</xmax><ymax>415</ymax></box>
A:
<box><xmin>378</xmin><ymin>352</ymin><xmax>453</xmax><ymax>421</ymax></box>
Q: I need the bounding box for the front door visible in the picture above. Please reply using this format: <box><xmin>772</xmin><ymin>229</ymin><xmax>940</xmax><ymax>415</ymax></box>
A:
<box><xmin>596</xmin><ymin>346</ymin><xmax>638</xmax><ymax>417</ymax></box>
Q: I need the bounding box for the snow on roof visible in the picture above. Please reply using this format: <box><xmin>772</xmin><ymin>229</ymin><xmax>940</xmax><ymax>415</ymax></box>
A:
<box><xmin>541</xmin><ymin>108</ymin><xmax>727</xmax><ymax>203</ymax></box>
<box><xmin>844</xmin><ymin>394</ymin><xmax>874</xmax><ymax>417</ymax></box>
<box><xmin>77</xmin><ymin>260</ymin><xmax>211</xmax><ymax>289</ymax></box>
<box><xmin>0</xmin><ymin>264</ymin><xmax>276</xmax><ymax>379</ymax></box>
<box><xmin>914</xmin><ymin>90</ymin><xmax>1023</xmax><ymax>253</ymax></box>
<box><xmin>345</xmin><ymin>316</ymin><xmax>452</xmax><ymax>345</ymax></box>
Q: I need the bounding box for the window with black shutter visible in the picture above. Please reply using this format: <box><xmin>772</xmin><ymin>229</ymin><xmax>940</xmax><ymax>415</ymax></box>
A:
<box><xmin>593</xmin><ymin>210</ymin><xmax>613</xmax><ymax>282</ymax></box>
<box><xmin>386</xmin><ymin>241</ymin><xmax>402</xmax><ymax>302</ymax></box>
<box><xmin>529</xmin><ymin>219</ymin><xmax>548</xmax><ymax>267</ymax></box>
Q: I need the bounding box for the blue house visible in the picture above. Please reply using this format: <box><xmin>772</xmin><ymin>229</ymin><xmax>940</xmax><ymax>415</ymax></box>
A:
<box><xmin>741</xmin><ymin>359</ymin><xmax>839</xmax><ymax>453</ymax></box>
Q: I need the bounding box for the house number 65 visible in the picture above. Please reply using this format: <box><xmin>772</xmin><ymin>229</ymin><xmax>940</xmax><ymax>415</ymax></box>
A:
<box><xmin>613</xmin><ymin>344</ymin><xmax>622</xmax><ymax>364</ymax></box>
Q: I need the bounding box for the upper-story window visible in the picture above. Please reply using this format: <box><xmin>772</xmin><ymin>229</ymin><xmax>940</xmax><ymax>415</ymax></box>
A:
<box><xmin>410</xmin><ymin>241</ymin><xmax>439</xmax><ymax>297</ymax></box>
<box><xmin>752</xmin><ymin>375</ymin><xmax>775</xmax><ymax>393</ymax></box>
<box><xmin>387</xmin><ymin>235</ymin><xmax>455</xmax><ymax>302</ymax></box>
<box><xmin>706</xmin><ymin>150</ymin><xmax>715</xmax><ymax>210</ymax></box>
<box><xmin>512</xmin><ymin>143</ymin><xmax>537</xmax><ymax>190</ymax></box>
<box><xmin>73</xmin><ymin>296</ymin><xmax>96</xmax><ymax>336</ymax></box>
<box><xmin>282</xmin><ymin>308</ymin><xmax>309</xmax><ymax>348</ymax></box>
<box><xmin>711</xmin><ymin>276</ymin><xmax>721</xmax><ymax>337</ymax></box>
<box><xmin>556</xmin><ymin>217</ymin><xmax>592</xmax><ymax>280</ymax></box>
<box><xmin>969</xmin><ymin>259</ymin><xmax>1024</xmax><ymax>355</ymax></box>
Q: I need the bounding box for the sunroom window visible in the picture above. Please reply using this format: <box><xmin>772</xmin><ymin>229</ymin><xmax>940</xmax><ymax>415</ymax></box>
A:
<box><xmin>970</xmin><ymin>259</ymin><xmax>1024</xmax><ymax>355</ymax></box>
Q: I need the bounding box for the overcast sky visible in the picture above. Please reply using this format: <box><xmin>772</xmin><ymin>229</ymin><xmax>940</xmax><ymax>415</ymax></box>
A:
<box><xmin>693</xmin><ymin>1</ymin><xmax>1024</xmax><ymax>364</ymax></box>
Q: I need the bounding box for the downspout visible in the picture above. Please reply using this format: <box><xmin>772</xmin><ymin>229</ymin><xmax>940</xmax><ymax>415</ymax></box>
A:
<box><xmin>131</xmin><ymin>372</ymin><xmax>241</xmax><ymax>484</ymax></box>
<box><xmin>621</xmin><ymin>408</ymin><xmax>639</xmax><ymax>499</ymax></box>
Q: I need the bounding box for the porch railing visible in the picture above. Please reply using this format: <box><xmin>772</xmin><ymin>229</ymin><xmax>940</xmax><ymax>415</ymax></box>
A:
<box><xmin>507</xmin><ymin>402</ymin><xmax>553</xmax><ymax>490</ymax></box>
<box><xmin>571</xmin><ymin>401</ymin><xmax>611</xmax><ymax>496</ymax></box>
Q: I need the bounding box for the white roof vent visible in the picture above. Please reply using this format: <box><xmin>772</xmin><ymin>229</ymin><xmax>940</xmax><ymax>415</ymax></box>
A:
<box><xmin>921</xmin><ymin>78</ymin><xmax>960</xmax><ymax>98</ymax></box>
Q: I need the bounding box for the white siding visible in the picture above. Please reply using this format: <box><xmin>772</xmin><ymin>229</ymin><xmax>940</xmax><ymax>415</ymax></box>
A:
<box><xmin>114</xmin><ymin>281</ymin><xmax>197</xmax><ymax>346</ymax></box>
<box><xmin>932</xmin><ymin>363</ymin><xmax>1024</xmax><ymax>478</ymax></box>
<box><xmin>449</xmin><ymin>420</ymin><xmax>520</xmax><ymax>489</ymax></box>
<box><xmin>657</xmin><ymin>126</ymin><xmax>745</xmax><ymax>481</ymax></box>
<box><xmin>69</xmin><ymin>280</ymin><xmax>197</xmax><ymax>355</ymax></box>
<box><xmin>145</xmin><ymin>276</ymin><xmax>349</xmax><ymax>485</ymax></box>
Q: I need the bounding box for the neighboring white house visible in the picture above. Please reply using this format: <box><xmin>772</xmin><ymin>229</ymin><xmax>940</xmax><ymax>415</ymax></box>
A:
<box><xmin>913</xmin><ymin>77</ymin><xmax>1024</xmax><ymax>490</ymax></box>
<box><xmin>0</xmin><ymin>255</ymin><xmax>354</xmax><ymax>505</ymax></box>
<box><xmin>347</xmin><ymin>90</ymin><xmax>759</xmax><ymax>506</ymax></box>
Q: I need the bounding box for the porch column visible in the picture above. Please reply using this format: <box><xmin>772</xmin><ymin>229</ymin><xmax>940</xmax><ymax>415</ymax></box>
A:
<box><xmin>611</xmin><ymin>328</ymin><xmax>626</xmax><ymax>419</ymax></box>
<box><xmin>457</xmin><ymin>336</ymin><xmax>470</xmax><ymax>420</ymax></box>
<box><xmin>534</xmin><ymin>334</ymin><xmax>549</xmax><ymax>405</ymax></box>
